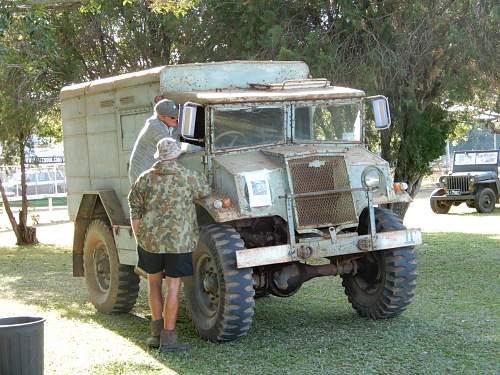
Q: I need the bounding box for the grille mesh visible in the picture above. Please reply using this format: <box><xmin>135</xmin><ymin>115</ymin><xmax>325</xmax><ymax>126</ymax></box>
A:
<box><xmin>446</xmin><ymin>176</ymin><xmax>469</xmax><ymax>192</ymax></box>
<box><xmin>288</xmin><ymin>156</ymin><xmax>357</xmax><ymax>228</ymax></box>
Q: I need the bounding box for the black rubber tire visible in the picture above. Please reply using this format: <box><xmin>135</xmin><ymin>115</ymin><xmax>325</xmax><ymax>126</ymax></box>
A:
<box><xmin>430</xmin><ymin>188</ymin><xmax>451</xmax><ymax>214</ymax></box>
<box><xmin>341</xmin><ymin>208</ymin><xmax>417</xmax><ymax>319</ymax></box>
<box><xmin>184</xmin><ymin>224</ymin><xmax>255</xmax><ymax>342</ymax></box>
<box><xmin>83</xmin><ymin>220</ymin><xmax>139</xmax><ymax>313</ymax></box>
<box><xmin>474</xmin><ymin>187</ymin><xmax>496</xmax><ymax>213</ymax></box>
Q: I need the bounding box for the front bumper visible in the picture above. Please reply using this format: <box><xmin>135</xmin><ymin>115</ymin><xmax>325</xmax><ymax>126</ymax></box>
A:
<box><xmin>236</xmin><ymin>228</ymin><xmax>422</xmax><ymax>268</ymax></box>
<box><xmin>430</xmin><ymin>194</ymin><xmax>474</xmax><ymax>201</ymax></box>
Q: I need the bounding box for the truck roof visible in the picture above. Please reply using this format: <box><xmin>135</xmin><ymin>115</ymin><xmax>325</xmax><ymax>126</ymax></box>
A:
<box><xmin>60</xmin><ymin>61</ymin><xmax>365</xmax><ymax>103</ymax></box>
<box><xmin>60</xmin><ymin>61</ymin><xmax>310</xmax><ymax>100</ymax></box>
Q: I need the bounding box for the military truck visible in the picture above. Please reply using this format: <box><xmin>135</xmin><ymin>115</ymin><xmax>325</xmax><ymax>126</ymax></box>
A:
<box><xmin>61</xmin><ymin>61</ymin><xmax>421</xmax><ymax>342</ymax></box>
<box><xmin>430</xmin><ymin>149</ymin><xmax>500</xmax><ymax>214</ymax></box>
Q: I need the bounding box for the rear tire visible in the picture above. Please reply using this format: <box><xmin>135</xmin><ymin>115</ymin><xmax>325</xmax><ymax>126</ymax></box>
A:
<box><xmin>341</xmin><ymin>208</ymin><xmax>417</xmax><ymax>319</ymax></box>
<box><xmin>184</xmin><ymin>224</ymin><xmax>255</xmax><ymax>342</ymax></box>
<box><xmin>83</xmin><ymin>220</ymin><xmax>139</xmax><ymax>313</ymax></box>
<box><xmin>430</xmin><ymin>188</ymin><xmax>451</xmax><ymax>214</ymax></box>
<box><xmin>475</xmin><ymin>187</ymin><xmax>496</xmax><ymax>213</ymax></box>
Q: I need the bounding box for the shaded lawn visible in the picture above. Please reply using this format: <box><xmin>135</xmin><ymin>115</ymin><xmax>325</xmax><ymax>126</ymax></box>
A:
<box><xmin>0</xmin><ymin>232</ymin><xmax>499</xmax><ymax>375</ymax></box>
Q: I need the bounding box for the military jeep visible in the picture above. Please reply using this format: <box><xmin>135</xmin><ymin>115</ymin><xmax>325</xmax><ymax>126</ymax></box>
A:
<box><xmin>61</xmin><ymin>61</ymin><xmax>421</xmax><ymax>342</ymax></box>
<box><xmin>430</xmin><ymin>150</ymin><xmax>500</xmax><ymax>214</ymax></box>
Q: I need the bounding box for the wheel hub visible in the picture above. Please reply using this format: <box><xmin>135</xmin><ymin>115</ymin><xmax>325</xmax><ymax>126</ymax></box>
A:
<box><xmin>194</xmin><ymin>252</ymin><xmax>220</xmax><ymax>315</ymax></box>
<box><xmin>203</xmin><ymin>272</ymin><xmax>218</xmax><ymax>295</ymax></box>
<box><xmin>93</xmin><ymin>243</ymin><xmax>110</xmax><ymax>291</ymax></box>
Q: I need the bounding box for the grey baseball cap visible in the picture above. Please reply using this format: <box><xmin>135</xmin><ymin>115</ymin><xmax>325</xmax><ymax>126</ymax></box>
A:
<box><xmin>154</xmin><ymin>137</ymin><xmax>183</xmax><ymax>160</ymax></box>
<box><xmin>154</xmin><ymin>99</ymin><xmax>178</xmax><ymax>118</ymax></box>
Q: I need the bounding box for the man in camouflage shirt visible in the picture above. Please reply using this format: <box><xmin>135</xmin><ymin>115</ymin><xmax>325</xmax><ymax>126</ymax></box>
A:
<box><xmin>128</xmin><ymin>137</ymin><xmax>210</xmax><ymax>353</ymax></box>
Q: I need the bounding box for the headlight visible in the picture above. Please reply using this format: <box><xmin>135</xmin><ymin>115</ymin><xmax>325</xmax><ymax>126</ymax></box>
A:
<box><xmin>362</xmin><ymin>167</ymin><xmax>381</xmax><ymax>190</ymax></box>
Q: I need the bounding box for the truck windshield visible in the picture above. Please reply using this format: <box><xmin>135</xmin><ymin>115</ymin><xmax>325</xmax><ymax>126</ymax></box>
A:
<box><xmin>212</xmin><ymin>105</ymin><xmax>285</xmax><ymax>149</ymax></box>
<box><xmin>294</xmin><ymin>100</ymin><xmax>362</xmax><ymax>142</ymax></box>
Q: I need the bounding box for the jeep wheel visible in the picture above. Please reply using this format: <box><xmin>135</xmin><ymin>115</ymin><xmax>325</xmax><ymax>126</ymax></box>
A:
<box><xmin>341</xmin><ymin>208</ymin><xmax>417</xmax><ymax>319</ymax></box>
<box><xmin>83</xmin><ymin>220</ymin><xmax>139</xmax><ymax>313</ymax></box>
<box><xmin>184</xmin><ymin>224</ymin><xmax>255</xmax><ymax>342</ymax></box>
<box><xmin>475</xmin><ymin>187</ymin><xmax>496</xmax><ymax>213</ymax></box>
<box><xmin>430</xmin><ymin>188</ymin><xmax>451</xmax><ymax>214</ymax></box>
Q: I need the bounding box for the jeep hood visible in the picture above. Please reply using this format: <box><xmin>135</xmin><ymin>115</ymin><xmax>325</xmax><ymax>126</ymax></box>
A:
<box><xmin>452</xmin><ymin>171</ymin><xmax>497</xmax><ymax>180</ymax></box>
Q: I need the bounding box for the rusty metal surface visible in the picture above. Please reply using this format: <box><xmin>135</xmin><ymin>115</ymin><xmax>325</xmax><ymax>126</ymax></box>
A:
<box><xmin>236</xmin><ymin>229</ymin><xmax>422</xmax><ymax>268</ymax></box>
<box><xmin>287</xmin><ymin>155</ymin><xmax>357</xmax><ymax>229</ymax></box>
<box><xmin>160</xmin><ymin>60</ymin><xmax>309</xmax><ymax>94</ymax></box>
<box><xmin>165</xmin><ymin>86</ymin><xmax>365</xmax><ymax>105</ymax></box>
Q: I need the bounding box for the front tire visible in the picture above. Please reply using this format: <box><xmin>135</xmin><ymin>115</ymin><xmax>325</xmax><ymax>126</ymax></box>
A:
<box><xmin>83</xmin><ymin>220</ymin><xmax>139</xmax><ymax>313</ymax></box>
<box><xmin>430</xmin><ymin>188</ymin><xmax>451</xmax><ymax>214</ymax></box>
<box><xmin>341</xmin><ymin>208</ymin><xmax>417</xmax><ymax>319</ymax></box>
<box><xmin>475</xmin><ymin>187</ymin><xmax>496</xmax><ymax>213</ymax></box>
<box><xmin>184</xmin><ymin>224</ymin><xmax>255</xmax><ymax>342</ymax></box>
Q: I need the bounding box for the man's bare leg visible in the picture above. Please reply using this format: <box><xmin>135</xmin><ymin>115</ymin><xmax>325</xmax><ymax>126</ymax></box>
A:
<box><xmin>148</xmin><ymin>272</ymin><xmax>164</xmax><ymax>320</ymax></box>
<box><xmin>163</xmin><ymin>276</ymin><xmax>181</xmax><ymax>330</ymax></box>
<box><xmin>159</xmin><ymin>277</ymin><xmax>190</xmax><ymax>352</ymax></box>
<box><xmin>145</xmin><ymin>272</ymin><xmax>164</xmax><ymax>348</ymax></box>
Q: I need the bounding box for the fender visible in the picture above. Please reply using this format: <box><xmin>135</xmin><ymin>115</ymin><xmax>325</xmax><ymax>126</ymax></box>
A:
<box><xmin>72</xmin><ymin>190</ymin><xmax>127</xmax><ymax>276</ymax></box>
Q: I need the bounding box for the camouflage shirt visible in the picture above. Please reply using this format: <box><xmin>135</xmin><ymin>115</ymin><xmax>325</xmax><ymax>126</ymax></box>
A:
<box><xmin>128</xmin><ymin>160</ymin><xmax>210</xmax><ymax>254</ymax></box>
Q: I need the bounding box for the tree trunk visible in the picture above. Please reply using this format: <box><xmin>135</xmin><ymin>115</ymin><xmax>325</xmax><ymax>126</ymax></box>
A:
<box><xmin>0</xmin><ymin>175</ymin><xmax>21</xmax><ymax>241</ymax></box>
<box><xmin>17</xmin><ymin>142</ymin><xmax>38</xmax><ymax>245</ymax></box>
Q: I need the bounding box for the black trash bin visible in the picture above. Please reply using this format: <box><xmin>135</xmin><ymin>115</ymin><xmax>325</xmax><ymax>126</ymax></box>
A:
<box><xmin>0</xmin><ymin>316</ymin><xmax>45</xmax><ymax>375</ymax></box>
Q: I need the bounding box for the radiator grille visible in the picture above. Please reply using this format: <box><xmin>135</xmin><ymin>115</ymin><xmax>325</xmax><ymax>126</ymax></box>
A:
<box><xmin>287</xmin><ymin>156</ymin><xmax>357</xmax><ymax>229</ymax></box>
<box><xmin>446</xmin><ymin>176</ymin><xmax>469</xmax><ymax>192</ymax></box>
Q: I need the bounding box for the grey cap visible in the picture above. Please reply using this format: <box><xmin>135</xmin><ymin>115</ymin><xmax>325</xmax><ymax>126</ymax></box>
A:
<box><xmin>154</xmin><ymin>137</ymin><xmax>183</xmax><ymax>160</ymax></box>
<box><xmin>154</xmin><ymin>99</ymin><xmax>178</xmax><ymax>118</ymax></box>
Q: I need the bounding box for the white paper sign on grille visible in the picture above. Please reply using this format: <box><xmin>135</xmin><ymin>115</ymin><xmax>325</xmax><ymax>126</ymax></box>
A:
<box><xmin>244</xmin><ymin>171</ymin><xmax>272</xmax><ymax>208</ymax></box>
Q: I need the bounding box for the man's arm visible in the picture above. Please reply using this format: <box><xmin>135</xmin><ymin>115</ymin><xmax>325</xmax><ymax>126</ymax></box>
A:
<box><xmin>188</xmin><ymin>171</ymin><xmax>210</xmax><ymax>200</ymax></box>
<box><xmin>131</xmin><ymin>219</ymin><xmax>140</xmax><ymax>241</ymax></box>
<box><xmin>128</xmin><ymin>177</ymin><xmax>146</xmax><ymax>239</ymax></box>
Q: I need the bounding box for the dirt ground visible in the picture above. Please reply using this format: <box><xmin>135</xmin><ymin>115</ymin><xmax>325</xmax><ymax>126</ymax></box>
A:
<box><xmin>0</xmin><ymin>186</ymin><xmax>498</xmax><ymax>246</ymax></box>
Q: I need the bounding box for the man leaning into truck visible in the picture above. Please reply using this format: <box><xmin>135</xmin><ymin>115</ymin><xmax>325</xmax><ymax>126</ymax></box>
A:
<box><xmin>128</xmin><ymin>99</ymin><xmax>180</xmax><ymax>183</ymax></box>
<box><xmin>128</xmin><ymin>137</ymin><xmax>210</xmax><ymax>353</ymax></box>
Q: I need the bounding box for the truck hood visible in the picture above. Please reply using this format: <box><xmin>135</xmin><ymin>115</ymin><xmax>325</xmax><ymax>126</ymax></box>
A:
<box><xmin>209</xmin><ymin>144</ymin><xmax>394</xmax><ymax>223</ymax></box>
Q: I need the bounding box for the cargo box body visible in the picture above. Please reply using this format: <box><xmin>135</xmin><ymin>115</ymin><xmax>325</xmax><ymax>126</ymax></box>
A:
<box><xmin>60</xmin><ymin>61</ymin><xmax>310</xmax><ymax>221</ymax></box>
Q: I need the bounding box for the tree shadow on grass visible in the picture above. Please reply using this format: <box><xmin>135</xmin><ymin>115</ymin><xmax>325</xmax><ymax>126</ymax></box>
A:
<box><xmin>0</xmin><ymin>240</ymin><xmax>499</xmax><ymax>374</ymax></box>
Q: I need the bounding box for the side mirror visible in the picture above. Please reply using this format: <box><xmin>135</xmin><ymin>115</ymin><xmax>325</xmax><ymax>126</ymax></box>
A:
<box><xmin>369</xmin><ymin>96</ymin><xmax>391</xmax><ymax>130</ymax></box>
<box><xmin>179</xmin><ymin>102</ymin><xmax>198</xmax><ymax>138</ymax></box>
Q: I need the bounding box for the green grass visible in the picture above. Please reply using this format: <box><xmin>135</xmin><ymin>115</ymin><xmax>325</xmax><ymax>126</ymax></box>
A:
<box><xmin>0</xmin><ymin>233</ymin><xmax>499</xmax><ymax>374</ymax></box>
<box><xmin>1</xmin><ymin>196</ymin><xmax>67</xmax><ymax>208</ymax></box>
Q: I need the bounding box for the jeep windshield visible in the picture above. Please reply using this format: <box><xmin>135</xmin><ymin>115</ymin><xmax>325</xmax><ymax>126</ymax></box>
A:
<box><xmin>294</xmin><ymin>100</ymin><xmax>362</xmax><ymax>143</ymax></box>
<box><xmin>212</xmin><ymin>104</ymin><xmax>286</xmax><ymax>150</ymax></box>
<box><xmin>454</xmin><ymin>151</ymin><xmax>499</xmax><ymax>165</ymax></box>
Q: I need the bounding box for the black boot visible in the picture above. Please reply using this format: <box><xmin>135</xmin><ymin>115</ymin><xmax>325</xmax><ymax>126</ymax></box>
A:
<box><xmin>146</xmin><ymin>318</ymin><xmax>163</xmax><ymax>348</ymax></box>
<box><xmin>159</xmin><ymin>329</ymin><xmax>190</xmax><ymax>353</ymax></box>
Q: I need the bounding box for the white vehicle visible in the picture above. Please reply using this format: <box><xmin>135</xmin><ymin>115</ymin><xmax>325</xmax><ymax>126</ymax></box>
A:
<box><xmin>3</xmin><ymin>166</ymin><xmax>66</xmax><ymax>198</ymax></box>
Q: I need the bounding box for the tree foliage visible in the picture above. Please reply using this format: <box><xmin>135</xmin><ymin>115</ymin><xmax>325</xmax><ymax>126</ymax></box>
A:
<box><xmin>0</xmin><ymin>2</ymin><xmax>68</xmax><ymax>244</ymax></box>
<box><xmin>170</xmin><ymin>0</ymin><xmax>498</xmax><ymax>216</ymax></box>
<box><xmin>1</xmin><ymin>0</ymin><xmax>498</xmax><ymax>219</ymax></box>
